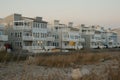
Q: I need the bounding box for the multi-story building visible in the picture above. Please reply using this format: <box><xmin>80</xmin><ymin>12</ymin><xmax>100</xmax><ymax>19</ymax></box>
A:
<box><xmin>104</xmin><ymin>28</ymin><xmax>118</xmax><ymax>48</ymax></box>
<box><xmin>112</xmin><ymin>28</ymin><xmax>120</xmax><ymax>47</ymax></box>
<box><xmin>79</xmin><ymin>24</ymin><xmax>119</xmax><ymax>49</ymax></box>
<box><xmin>0</xmin><ymin>24</ymin><xmax>8</xmax><ymax>50</ymax></box>
<box><xmin>49</xmin><ymin>20</ymin><xmax>84</xmax><ymax>51</ymax></box>
<box><xmin>79</xmin><ymin>24</ymin><xmax>110</xmax><ymax>49</ymax></box>
<box><xmin>0</xmin><ymin>13</ymin><xmax>55</xmax><ymax>53</ymax></box>
<box><xmin>0</xmin><ymin>13</ymin><xmax>119</xmax><ymax>52</ymax></box>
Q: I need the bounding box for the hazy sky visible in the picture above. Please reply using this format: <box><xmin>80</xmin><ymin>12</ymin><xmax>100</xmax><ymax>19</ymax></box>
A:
<box><xmin>0</xmin><ymin>0</ymin><xmax>120</xmax><ymax>28</ymax></box>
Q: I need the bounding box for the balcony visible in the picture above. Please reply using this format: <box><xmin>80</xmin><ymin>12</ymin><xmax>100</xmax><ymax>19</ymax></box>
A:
<box><xmin>13</xmin><ymin>26</ymin><xmax>32</xmax><ymax>30</ymax></box>
<box><xmin>23</xmin><ymin>36</ymin><xmax>33</xmax><ymax>41</ymax></box>
<box><xmin>109</xmin><ymin>40</ymin><xmax>114</xmax><ymax>42</ymax></box>
<box><xmin>62</xmin><ymin>38</ymin><xmax>70</xmax><ymax>41</ymax></box>
<box><xmin>82</xmin><ymin>32</ymin><xmax>94</xmax><ymax>35</ymax></box>
<box><xmin>90</xmin><ymin>45</ymin><xmax>98</xmax><ymax>48</ymax></box>
<box><xmin>46</xmin><ymin>37</ymin><xmax>55</xmax><ymax>41</ymax></box>
<box><xmin>91</xmin><ymin>38</ymin><xmax>96</xmax><ymax>42</ymax></box>
<box><xmin>91</xmin><ymin>38</ymin><xmax>102</xmax><ymax>42</ymax></box>
<box><xmin>0</xmin><ymin>35</ymin><xmax>8</xmax><ymax>41</ymax></box>
<box><xmin>23</xmin><ymin>46</ymin><xmax>44</xmax><ymax>53</ymax></box>
<box><xmin>63</xmin><ymin>38</ymin><xmax>84</xmax><ymax>42</ymax></box>
<box><xmin>62</xmin><ymin>45</ymin><xmax>75</xmax><ymax>49</ymax></box>
<box><xmin>79</xmin><ymin>38</ymin><xmax>85</xmax><ymax>42</ymax></box>
<box><xmin>102</xmin><ymin>39</ymin><xmax>106</xmax><ymax>42</ymax></box>
<box><xmin>45</xmin><ymin>46</ymin><xmax>55</xmax><ymax>50</ymax></box>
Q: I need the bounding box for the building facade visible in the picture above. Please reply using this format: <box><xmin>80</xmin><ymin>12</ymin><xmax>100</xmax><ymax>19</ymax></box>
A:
<box><xmin>0</xmin><ymin>25</ymin><xmax>8</xmax><ymax>50</ymax></box>
<box><xmin>0</xmin><ymin>14</ymin><xmax>55</xmax><ymax>53</ymax></box>
<box><xmin>0</xmin><ymin>13</ymin><xmax>119</xmax><ymax>53</ymax></box>
<box><xmin>78</xmin><ymin>24</ymin><xmax>118</xmax><ymax>49</ymax></box>
<box><xmin>49</xmin><ymin>20</ymin><xmax>85</xmax><ymax>51</ymax></box>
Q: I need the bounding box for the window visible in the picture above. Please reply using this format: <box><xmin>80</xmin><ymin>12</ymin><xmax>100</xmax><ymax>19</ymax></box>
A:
<box><xmin>55</xmin><ymin>27</ymin><xmax>58</xmax><ymax>30</ymax></box>
<box><xmin>33</xmin><ymin>33</ymin><xmax>35</xmax><ymax>37</ymax></box>
<box><xmin>20</xmin><ymin>32</ymin><xmax>22</xmax><ymax>37</ymax></box>
<box><xmin>14</xmin><ymin>22</ymin><xmax>19</xmax><ymax>26</ymax></box>
<box><xmin>38</xmin><ymin>23</ymin><xmax>39</xmax><ymax>28</ymax></box>
<box><xmin>11</xmin><ymin>33</ymin><xmax>13</xmax><ymax>36</ymax></box>
<box><xmin>41</xmin><ymin>23</ymin><xmax>43</xmax><ymax>28</ymax></box>
<box><xmin>0</xmin><ymin>31</ymin><xmax>2</xmax><ymax>35</ymax></box>
<box><xmin>15</xmin><ymin>33</ymin><xmax>17</xmax><ymax>37</ymax></box>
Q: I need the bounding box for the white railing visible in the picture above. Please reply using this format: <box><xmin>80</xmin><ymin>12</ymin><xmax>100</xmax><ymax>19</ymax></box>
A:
<box><xmin>90</xmin><ymin>45</ymin><xmax>98</xmax><ymax>48</ymax></box>
<box><xmin>102</xmin><ymin>39</ymin><xmax>106</xmax><ymax>42</ymax></box>
<box><xmin>91</xmin><ymin>38</ymin><xmax>96</xmax><ymax>42</ymax></box>
<box><xmin>0</xmin><ymin>35</ymin><xmax>8</xmax><ymax>41</ymax></box>
<box><xmin>13</xmin><ymin>26</ymin><xmax>32</xmax><ymax>30</ymax></box>
<box><xmin>23</xmin><ymin>36</ymin><xmax>33</xmax><ymax>41</ymax></box>
<box><xmin>62</xmin><ymin>38</ymin><xmax>70</xmax><ymax>41</ymax></box>
<box><xmin>82</xmin><ymin>32</ymin><xmax>94</xmax><ymax>35</ymax></box>
<box><xmin>109</xmin><ymin>40</ymin><xmax>114</xmax><ymax>42</ymax></box>
<box><xmin>46</xmin><ymin>37</ymin><xmax>55</xmax><ymax>41</ymax></box>
<box><xmin>79</xmin><ymin>38</ymin><xmax>85</xmax><ymax>42</ymax></box>
<box><xmin>62</xmin><ymin>45</ymin><xmax>83</xmax><ymax>49</ymax></box>
<box><xmin>45</xmin><ymin>46</ymin><xmax>55</xmax><ymax>50</ymax></box>
<box><xmin>23</xmin><ymin>46</ymin><xmax>43</xmax><ymax>52</ymax></box>
<box><xmin>62</xmin><ymin>38</ymin><xmax>85</xmax><ymax>42</ymax></box>
<box><xmin>23</xmin><ymin>46</ymin><xmax>32</xmax><ymax>52</ymax></box>
<box><xmin>23</xmin><ymin>46</ymin><xmax>55</xmax><ymax>53</ymax></box>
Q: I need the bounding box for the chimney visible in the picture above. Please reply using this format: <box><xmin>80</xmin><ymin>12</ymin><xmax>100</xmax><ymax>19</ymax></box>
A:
<box><xmin>14</xmin><ymin>13</ymin><xmax>22</xmax><ymax>21</ymax></box>
<box><xmin>54</xmin><ymin>20</ymin><xmax>59</xmax><ymax>25</ymax></box>
<box><xmin>81</xmin><ymin>24</ymin><xmax>85</xmax><ymax>27</ymax></box>
<box><xmin>35</xmin><ymin>17</ymin><xmax>42</xmax><ymax>21</ymax></box>
<box><xmin>68</xmin><ymin>22</ymin><xmax>73</xmax><ymax>27</ymax></box>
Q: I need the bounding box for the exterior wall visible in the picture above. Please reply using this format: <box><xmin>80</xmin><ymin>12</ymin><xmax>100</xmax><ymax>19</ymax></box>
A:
<box><xmin>50</xmin><ymin>20</ymin><xmax>84</xmax><ymax>50</ymax></box>
<box><xmin>0</xmin><ymin>25</ymin><xmax>8</xmax><ymax>50</ymax></box>
<box><xmin>80</xmin><ymin>25</ymin><xmax>107</xmax><ymax>49</ymax></box>
<box><xmin>112</xmin><ymin>28</ymin><xmax>120</xmax><ymax>47</ymax></box>
<box><xmin>0</xmin><ymin>13</ymin><xmax>50</xmax><ymax>53</ymax></box>
<box><xmin>81</xmin><ymin>35</ymin><xmax>91</xmax><ymax>49</ymax></box>
<box><xmin>8</xmin><ymin>29</ymin><xmax>23</xmax><ymax>49</ymax></box>
<box><xmin>0</xmin><ymin>13</ymin><xmax>120</xmax><ymax>52</ymax></box>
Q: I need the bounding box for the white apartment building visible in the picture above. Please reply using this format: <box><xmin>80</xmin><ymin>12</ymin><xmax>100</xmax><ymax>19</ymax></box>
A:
<box><xmin>0</xmin><ymin>14</ymin><xmax>55</xmax><ymax>53</ymax></box>
<box><xmin>78</xmin><ymin>24</ymin><xmax>116</xmax><ymax>49</ymax></box>
<box><xmin>0</xmin><ymin>25</ymin><xmax>8</xmax><ymax>50</ymax></box>
<box><xmin>103</xmin><ymin>28</ymin><xmax>118</xmax><ymax>48</ymax></box>
<box><xmin>0</xmin><ymin>13</ymin><xmax>119</xmax><ymax>53</ymax></box>
<box><xmin>49</xmin><ymin>20</ymin><xmax>84</xmax><ymax>51</ymax></box>
<box><xmin>112</xmin><ymin>28</ymin><xmax>120</xmax><ymax>47</ymax></box>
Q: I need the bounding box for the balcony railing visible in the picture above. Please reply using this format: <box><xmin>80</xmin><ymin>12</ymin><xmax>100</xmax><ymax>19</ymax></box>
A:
<box><xmin>79</xmin><ymin>38</ymin><xmax>85</xmax><ymax>42</ymax></box>
<box><xmin>62</xmin><ymin>38</ymin><xmax>70</xmax><ymax>41</ymax></box>
<box><xmin>46</xmin><ymin>37</ymin><xmax>55</xmax><ymax>41</ymax></box>
<box><xmin>62</xmin><ymin>45</ymin><xmax>83</xmax><ymax>49</ymax></box>
<box><xmin>62</xmin><ymin>45</ymin><xmax>75</xmax><ymax>49</ymax></box>
<box><xmin>0</xmin><ymin>35</ymin><xmax>8</xmax><ymax>41</ymax></box>
<box><xmin>13</xmin><ymin>26</ymin><xmax>32</xmax><ymax>30</ymax></box>
<box><xmin>23</xmin><ymin>36</ymin><xmax>33</xmax><ymax>41</ymax></box>
<box><xmin>63</xmin><ymin>38</ymin><xmax>85</xmax><ymax>42</ymax></box>
<box><xmin>91</xmin><ymin>38</ymin><xmax>102</xmax><ymax>42</ymax></box>
<box><xmin>91</xmin><ymin>38</ymin><xmax>96</xmax><ymax>42</ymax></box>
<box><xmin>82</xmin><ymin>32</ymin><xmax>94</xmax><ymax>35</ymax></box>
<box><xmin>109</xmin><ymin>40</ymin><xmax>114</xmax><ymax>42</ymax></box>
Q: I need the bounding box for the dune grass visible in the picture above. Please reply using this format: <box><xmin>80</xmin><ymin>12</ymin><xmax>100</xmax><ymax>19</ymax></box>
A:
<box><xmin>28</xmin><ymin>52</ymin><xmax>111</xmax><ymax>68</ymax></box>
<box><xmin>0</xmin><ymin>50</ymin><xmax>120</xmax><ymax>80</ymax></box>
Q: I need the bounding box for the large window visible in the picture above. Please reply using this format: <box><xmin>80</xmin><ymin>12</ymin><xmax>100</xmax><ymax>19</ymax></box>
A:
<box><xmin>0</xmin><ymin>31</ymin><xmax>2</xmax><ymax>35</ymax></box>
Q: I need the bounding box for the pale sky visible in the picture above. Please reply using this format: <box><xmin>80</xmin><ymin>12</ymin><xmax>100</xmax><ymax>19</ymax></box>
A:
<box><xmin>0</xmin><ymin>0</ymin><xmax>120</xmax><ymax>28</ymax></box>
